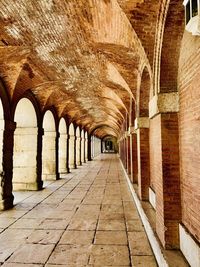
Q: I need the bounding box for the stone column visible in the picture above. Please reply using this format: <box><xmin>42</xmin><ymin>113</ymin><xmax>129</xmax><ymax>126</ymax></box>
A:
<box><xmin>87</xmin><ymin>135</ymin><xmax>92</xmax><ymax>161</ymax></box>
<box><xmin>76</xmin><ymin>136</ymin><xmax>81</xmax><ymax>166</ymax></box>
<box><xmin>129</xmin><ymin>127</ymin><xmax>138</xmax><ymax>184</ymax></box>
<box><xmin>126</xmin><ymin>133</ymin><xmax>131</xmax><ymax>175</ymax></box>
<box><xmin>42</xmin><ymin>131</ymin><xmax>57</xmax><ymax>181</ymax></box>
<box><xmin>123</xmin><ymin>135</ymin><xmax>127</xmax><ymax>169</ymax></box>
<box><xmin>81</xmin><ymin>135</ymin><xmax>85</xmax><ymax>164</ymax></box>
<box><xmin>149</xmin><ymin>92</ymin><xmax>181</xmax><ymax>249</ymax></box>
<box><xmin>85</xmin><ymin>136</ymin><xmax>88</xmax><ymax>162</ymax></box>
<box><xmin>13</xmin><ymin>127</ymin><xmax>43</xmax><ymax>190</ymax></box>
<box><xmin>66</xmin><ymin>134</ymin><xmax>70</xmax><ymax>173</ymax></box>
<box><xmin>59</xmin><ymin>131</ymin><xmax>68</xmax><ymax>173</ymax></box>
<box><xmin>69</xmin><ymin>134</ymin><xmax>76</xmax><ymax>169</ymax></box>
<box><xmin>0</xmin><ymin>120</ymin><xmax>16</xmax><ymax>210</ymax></box>
<box><xmin>135</xmin><ymin>117</ymin><xmax>150</xmax><ymax>201</ymax></box>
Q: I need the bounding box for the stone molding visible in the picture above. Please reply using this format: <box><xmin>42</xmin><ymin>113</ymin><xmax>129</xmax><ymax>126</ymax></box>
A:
<box><xmin>149</xmin><ymin>92</ymin><xmax>179</xmax><ymax>119</ymax></box>
<box><xmin>134</xmin><ymin>117</ymin><xmax>149</xmax><ymax>130</ymax></box>
<box><xmin>128</xmin><ymin>126</ymin><xmax>136</xmax><ymax>134</ymax></box>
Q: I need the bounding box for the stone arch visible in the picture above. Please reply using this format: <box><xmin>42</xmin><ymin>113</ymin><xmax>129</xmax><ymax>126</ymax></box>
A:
<box><xmin>135</xmin><ymin>65</ymin><xmax>151</xmax><ymax>201</ymax></box>
<box><xmin>42</xmin><ymin>110</ymin><xmax>57</xmax><ymax>181</ymax></box>
<box><xmin>68</xmin><ymin>123</ymin><xmax>76</xmax><ymax>170</ymax></box>
<box><xmin>13</xmin><ymin>98</ymin><xmax>41</xmax><ymax>190</ymax></box>
<box><xmin>138</xmin><ymin>66</ymin><xmax>151</xmax><ymax>117</ymax></box>
<box><xmin>58</xmin><ymin>118</ymin><xmax>67</xmax><ymax>174</ymax></box>
<box><xmin>159</xmin><ymin>0</ymin><xmax>184</xmax><ymax>93</ymax></box>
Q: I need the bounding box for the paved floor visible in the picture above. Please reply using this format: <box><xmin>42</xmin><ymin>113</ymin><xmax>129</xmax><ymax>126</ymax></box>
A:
<box><xmin>0</xmin><ymin>154</ymin><xmax>157</xmax><ymax>267</ymax></box>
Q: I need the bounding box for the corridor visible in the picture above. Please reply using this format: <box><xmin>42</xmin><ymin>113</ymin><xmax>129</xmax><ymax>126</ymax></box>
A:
<box><xmin>0</xmin><ymin>154</ymin><xmax>156</xmax><ymax>267</ymax></box>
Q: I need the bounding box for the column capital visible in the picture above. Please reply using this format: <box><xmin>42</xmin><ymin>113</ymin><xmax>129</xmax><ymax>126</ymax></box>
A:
<box><xmin>128</xmin><ymin>126</ymin><xmax>136</xmax><ymax>134</ymax></box>
<box><xmin>134</xmin><ymin>117</ymin><xmax>149</xmax><ymax>130</ymax></box>
<box><xmin>149</xmin><ymin>92</ymin><xmax>179</xmax><ymax>119</ymax></box>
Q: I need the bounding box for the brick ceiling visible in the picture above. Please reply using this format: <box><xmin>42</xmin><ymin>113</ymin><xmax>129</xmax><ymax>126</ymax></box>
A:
<box><xmin>0</xmin><ymin>0</ymin><xmax>161</xmax><ymax>138</ymax></box>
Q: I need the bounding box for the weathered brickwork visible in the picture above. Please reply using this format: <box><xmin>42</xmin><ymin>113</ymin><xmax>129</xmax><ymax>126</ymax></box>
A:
<box><xmin>136</xmin><ymin>128</ymin><xmax>150</xmax><ymax>201</ymax></box>
<box><xmin>179</xmin><ymin>31</ymin><xmax>200</xmax><ymax>242</ymax></box>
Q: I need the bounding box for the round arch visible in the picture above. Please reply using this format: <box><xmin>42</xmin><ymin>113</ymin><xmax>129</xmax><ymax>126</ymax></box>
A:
<box><xmin>13</xmin><ymin>98</ymin><xmax>40</xmax><ymax>191</ymax></box>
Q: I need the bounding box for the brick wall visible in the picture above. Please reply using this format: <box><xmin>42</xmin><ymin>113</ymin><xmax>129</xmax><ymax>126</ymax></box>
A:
<box><xmin>179</xmin><ymin>31</ymin><xmax>200</xmax><ymax>242</ymax></box>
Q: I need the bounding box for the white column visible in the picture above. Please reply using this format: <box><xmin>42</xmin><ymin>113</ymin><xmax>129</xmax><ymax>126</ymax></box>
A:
<box><xmin>59</xmin><ymin>132</ymin><xmax>67</xmax><ymax>173</ymax></box>
<box><xmin>69</xmin><ymin>135</ymin><xmax>75</xmax><ymax>169</ymax></box>
<box><xmin>42</xmin><ymin>130</ymin><xmax>56</xmax><ymax>181</ymax></box>
<box><xmin>13</xmin><ymin>127</ymin><xmax>39</xmax><ymax>189</ymax></box>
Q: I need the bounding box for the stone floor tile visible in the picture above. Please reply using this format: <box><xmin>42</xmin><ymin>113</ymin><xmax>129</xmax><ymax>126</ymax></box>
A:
<box><xmin>68</xmin><ymin>219</ymin><xmax>98</xmax><ymax>231</ymax></box>
<box><xmin>0</xmin><ymin>217</ymin><xmax>17</xmax><ymax>228</ymax></box>
<box><xmin>56</xmin><ymin>202</ymin><xmax>77</xmax><ymax>211</ymax></box>
<box><xmin>102</xmin><ymin>198</ymin><xmax>123</xmax><ymax>205</ymax></box>
<box><xmin>47</xmin><ymin>245</ymin><xmax>91</xmax><ymax>265</ymax></box>
<box><xmin>37</xmin><ymin>218</ymin><xmax>70</xmax><ymax>230</ymax></box>
<box><xmin>94</xmin><ymin>230</ymin><xmax>127</xmax><ymax>245</ymax></box>
<box><xmin>128</xmin><ymin>232</ymin><xmax>153</xmax><ymax>256</ymax></box>
<box><xmin>89</xmin><ymin>245</ymin><xmax>130</xmax><ymax>266</ymax></box>
<box><xmin>46</xmin><ymin>210</ymin><xmax>75</xmax><ymax>219</ymax></box>
<box><xmin>0</xmin><ymin>210</ymin><xmax>26</xmax><ymax>219</ymax></box>
<box><xmin>62</xmin><ymin>198</ymin><xmax>82</xmax><ymax>205</ymax></box>
<box><xmin>26</xmin><ymin>229</ymin><xmax>63</xmax><ymax>244</ymax></box>
<box><xmin>82</xmin><ymin>197</ymin><xmax>103</xmax><ymax>204</ymax></box>
<box><xmin>131</xmin><ymin>255</ymin><xmax>158</xmax><ymax>266</ymax></box>
<box><xmin>97</xmin><ymin>219</ymin><xmax>126</xmax><ymax>231</ymax></box>
<box><xmin>7</xmin><ymin>243</ymin><xmax>55</xmax><ymax>264</ymax></box>
<box><xmin>0</xmin><ymin>155</ymin><xmax>158</xmax><ymax>266</ymax></box>
<box><xmin>126</xmin><ymin>220</ymin><xmax>144</xmax><ymax>232</ymax></box>
<box><xmin>2</xmin><ymin>264</ymin><xmax>43</xmax><ymax>267</ymax></box>
<box><xmin>59</xmin><ymin>230</ymin><xmax>94</xmax><ymax>245</ymax></box>
<box><xmin>10</xmin><ymin>218</ymin><xmax>43</xmax><ymax>229</ymax></box>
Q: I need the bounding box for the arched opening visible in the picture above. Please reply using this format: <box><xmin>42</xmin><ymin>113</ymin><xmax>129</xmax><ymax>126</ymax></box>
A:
<box><xmin>68</xmin><ymin>123</ymin><xmax>76</xmax><ymax>170</ymax></box>
<box><xmin>13</xmin><ymin>98</ymin><xmax>40</xmax><ymax>190</ymax></box>
<box><xmin>58</xmin><ymin>118</ymin><xmax>67</xmax><ymax>174</ymax></box>
<box><xmin>81</xmin><ymin>130</ymin><xmax>85</xmax><ymax>164</ymax></box>
<box><xmin>136</xmin><ymin>67</ymin><xmax>151</xmax><ymax>201</ymax></box>
<box><xmin>76</xmin><ymin>126</ymin><xmax>81</xmax><ymax>166</ymax></box>
<box><xmin>42</xmin><ymin>110</ymin><xmax>57</xmax><ymax>181</ymax></box>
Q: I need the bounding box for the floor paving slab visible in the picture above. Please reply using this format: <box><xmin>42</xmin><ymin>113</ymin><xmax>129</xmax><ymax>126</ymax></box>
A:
<box><xmin>0</xmin><ymin>154</ymin><xmax>157</xmax><ymax>266</ymax></box>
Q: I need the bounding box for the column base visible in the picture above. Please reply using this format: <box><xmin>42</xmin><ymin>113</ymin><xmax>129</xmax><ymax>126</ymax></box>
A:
<box><xmin>0</xmin><ymin>195</ymin><xmax>14</xmax><ymax>210</ymax></box>
<box><xmin>13</xmin><ymin>181</ymin><xmax>43</xmax><ymax>191</ymax></box>
<box><xmin>42</xmin><ymin>174</ymin><xmax>57</xmax><ymax>181</ymax></box>
<box><xmin>69</xmin><ymin>164</ymin><xmax>77</xmax><ymax>169</ymax></box>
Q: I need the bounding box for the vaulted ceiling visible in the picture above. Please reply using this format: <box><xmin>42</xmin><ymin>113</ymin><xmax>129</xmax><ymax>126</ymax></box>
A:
<box><xmin>0</xmin><ymin>0</ymin><xmax>161</xmax><ymax>138</ymax></box>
